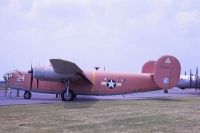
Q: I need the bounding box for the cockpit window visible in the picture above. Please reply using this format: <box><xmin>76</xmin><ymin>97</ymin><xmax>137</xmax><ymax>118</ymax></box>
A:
<box><xmin>3</xmin><ymin>73</ymin><xmax>13</xmax><ymax>81</ymax></box>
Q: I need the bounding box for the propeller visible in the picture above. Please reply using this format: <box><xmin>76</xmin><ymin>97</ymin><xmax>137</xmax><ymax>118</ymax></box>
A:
<box><xmin>184</xmin><ymin>71</ymin><xmax>187</xmax><ymax>75</ymax></box>
<box><xmin>28</xmin><ymin>65</ymin><xmax>33</xmax><ymax>91</ymax></box>
<box><xmin>28</xmin><ymin>65</ymin><xmax>39</xmax><ymax>89</ymax></box>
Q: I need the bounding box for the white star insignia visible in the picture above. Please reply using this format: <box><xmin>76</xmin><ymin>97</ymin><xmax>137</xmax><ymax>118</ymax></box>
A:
<box><xmin>101</xmin><ymin>79</ymin><xmax>122</xmax><ymax>89</ymax></box>
<box><xmin>107</xmin><ymin>79</ymin><xmax>116</xmax><ymax>89</ymax></box>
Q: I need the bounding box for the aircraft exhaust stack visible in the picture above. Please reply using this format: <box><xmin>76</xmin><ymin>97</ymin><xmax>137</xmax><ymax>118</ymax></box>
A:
<box><xmin>153</xmin><ymin>55</ymin><xmax>181</xmax><ymax>89</ymax></box>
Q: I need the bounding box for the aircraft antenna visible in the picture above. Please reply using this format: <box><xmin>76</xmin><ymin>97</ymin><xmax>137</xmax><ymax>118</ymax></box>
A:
<box><xmin>95</xmin><ymin>67</ymin><xmax>100</xmax><ymax>71</ymax></box>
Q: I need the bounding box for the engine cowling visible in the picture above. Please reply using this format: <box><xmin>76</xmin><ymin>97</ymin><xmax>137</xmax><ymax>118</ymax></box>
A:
<box><xmin>33</xmin><ymin>69</ymin><xmax>79</xmax><ymax>82</ymax></box>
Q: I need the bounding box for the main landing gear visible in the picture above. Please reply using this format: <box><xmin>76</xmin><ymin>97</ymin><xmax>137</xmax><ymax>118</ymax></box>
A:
<box><xmin>24</xmin><ymin>91</ymin><xmax>32</xmax><ymax>99</ymax></box>
<box><xmin>61</xmin><ymin>80</ymin><xmax>76</xmax><ymax>101</ymax></box>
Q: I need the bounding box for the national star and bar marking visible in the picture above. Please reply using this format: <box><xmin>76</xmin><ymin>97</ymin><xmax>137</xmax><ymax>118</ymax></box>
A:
<box><xmin>101</xmin><ymin>79</ymin><xmax>122</xmax><ymax>89</ymax></box>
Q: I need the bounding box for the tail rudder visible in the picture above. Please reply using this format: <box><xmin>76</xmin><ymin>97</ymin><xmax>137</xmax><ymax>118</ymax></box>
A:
<box><xmin>153</xmin><ymin>55</ymin><xmax>181</xmax><ymax>89</ymax></box>
<box><xmin>141</xmin><ymin>60</ymin><xmax>156</xmax><ymax>74</ymax></box>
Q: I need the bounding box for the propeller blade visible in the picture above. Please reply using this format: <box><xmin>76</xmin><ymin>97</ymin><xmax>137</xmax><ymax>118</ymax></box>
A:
<box><xmin>184</xmin><ymin>71</ymin><xmax>187</xmax><ymax>75</ymax></box>
<box><xmin>28</xmin><ymin>64</ymin><xmax>33</xmax><ymax>74</ymax></box>
<box><xmin>190</xmin><ymin>69</ymin><xmax>192</xmax><ymax>86</ymax></box>
<box><xmin>28</xmin><ymin>65</ymin><xmax>33</xmax><ymax>91</ymax></box>
<box><xmin>30</xmin><ymin>73</ymin><xmax>33</xmax><ymax>91</ymax></box>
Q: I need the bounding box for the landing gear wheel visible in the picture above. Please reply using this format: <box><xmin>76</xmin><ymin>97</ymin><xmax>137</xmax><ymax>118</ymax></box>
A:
<box><xmin>24</xmin><ymin>91</ymin><xmax>32</xmax><ymax>99</ymax></box>
<box><xmin>164</xmin><ymin>89</ymin><xmax>168</xmax><ymax>94</ymax></box>
<box><xmin>61</xmin><ymin>90</ymin><xmax>75</xmax><ymax>101</ymax></box>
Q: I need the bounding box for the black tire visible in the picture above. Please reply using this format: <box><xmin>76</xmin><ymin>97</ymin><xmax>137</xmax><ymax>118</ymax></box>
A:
<box><xmin>164</xmin><ymin>89</ymin><xmax>168</xmax><ymax>94</ymax></box>
<box><xmin>61</xmin><ymin>90</ymin><xmax>75</xmax><ymax>101</ymax></box>
<box><xmin>24</xmin><ymin>91</ymin><xmax>32</xmax><ymax>99</ymax></box>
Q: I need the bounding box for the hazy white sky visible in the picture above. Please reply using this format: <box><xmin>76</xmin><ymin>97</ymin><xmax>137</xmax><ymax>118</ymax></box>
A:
<box><xmin>1</xmin><ymin>0</ymin><xmax>200</xmax><ymax>80</ymax></box>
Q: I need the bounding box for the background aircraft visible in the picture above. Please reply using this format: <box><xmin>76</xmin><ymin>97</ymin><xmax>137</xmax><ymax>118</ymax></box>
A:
<box><xmin>3</xmin><ymin>55</ymin><xmax>181</xmax><ymax>101</ymax></box>
<box><xmin>176</xmin><ymin>67</ymin><xmax>200</xmax><ymax>91</ymax></box>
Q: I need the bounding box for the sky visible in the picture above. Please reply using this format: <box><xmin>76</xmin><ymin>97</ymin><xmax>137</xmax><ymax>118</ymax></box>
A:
<box><xmin>1</xmin><ymin>0</ymin><xmax>200</xmax><ymax>80</ymax></box>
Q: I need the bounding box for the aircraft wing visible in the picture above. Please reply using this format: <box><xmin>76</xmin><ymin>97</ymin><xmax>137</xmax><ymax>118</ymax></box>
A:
<box><xmin>50</xmin><ymin>59</ymin><xmax>92</xmax><ymax>84</ymax></box>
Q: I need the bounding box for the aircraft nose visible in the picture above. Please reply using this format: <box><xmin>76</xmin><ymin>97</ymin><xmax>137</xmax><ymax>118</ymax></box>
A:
<box><xmin>3</xmin><ymin>72</ymin><xmax>13</xmax><ymax>81</ymax></box>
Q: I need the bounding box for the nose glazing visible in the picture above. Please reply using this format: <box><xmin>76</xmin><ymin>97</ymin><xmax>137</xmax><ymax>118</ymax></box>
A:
<box><xmin>3</xmin><ymin>73</ymin><xmax>13</xmax><ymax>81</ymax></box>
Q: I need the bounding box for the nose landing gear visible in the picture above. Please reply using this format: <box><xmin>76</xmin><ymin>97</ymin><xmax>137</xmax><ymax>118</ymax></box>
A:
<box><xmin>24</xmin><ymin>91</ymin><xmax>32</xmax><ymax>99</ymax></box>
<box><xmin>164</xmin><ymin>89</ymin><xmax>168</xmax><ymax>94</ymax></box>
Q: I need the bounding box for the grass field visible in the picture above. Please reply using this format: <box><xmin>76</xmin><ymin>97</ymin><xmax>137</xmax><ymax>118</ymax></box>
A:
<box><xmin>1</xmin><ymin>97</ymin><xmax>200</xmax><ymax>133</ymax></box>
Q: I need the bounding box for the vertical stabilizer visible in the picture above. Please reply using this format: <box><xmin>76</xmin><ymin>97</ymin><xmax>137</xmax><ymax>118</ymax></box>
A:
<box><xmin>141</xmin><ymin>61</ymin><xmax>156</xmax><ymax>73</ymax></box>
<box><xmin>154</xmin><ymin>55</ymin><xmax>181</xmax><ymax>89</ymax></box>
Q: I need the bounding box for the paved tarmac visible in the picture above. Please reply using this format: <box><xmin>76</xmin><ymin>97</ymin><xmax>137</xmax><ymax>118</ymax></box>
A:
<box><xmin>0</xmin><ymin>88</ymin><xmax>200</xmax><ymax>106</ymax></box>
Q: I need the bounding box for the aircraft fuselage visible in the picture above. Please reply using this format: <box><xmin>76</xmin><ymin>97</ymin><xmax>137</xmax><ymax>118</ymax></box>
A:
<box><xmin>4</xmin><ymin>70</ymin><xmax>159</xmax><ymax>95</ymax></box>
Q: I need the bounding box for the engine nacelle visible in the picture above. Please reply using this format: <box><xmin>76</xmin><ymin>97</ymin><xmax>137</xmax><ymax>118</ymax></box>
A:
<box><xmin>33</xmin><ymin>69</ymin><xmax>79</xmax><ymax>82</ymax></box>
